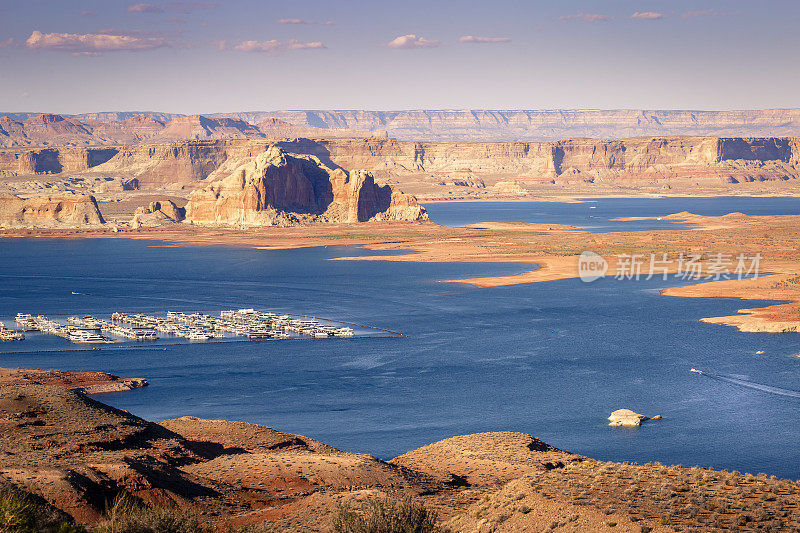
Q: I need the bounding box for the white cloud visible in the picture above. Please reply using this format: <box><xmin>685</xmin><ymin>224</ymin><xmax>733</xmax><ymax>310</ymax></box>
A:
<box><xmin>385</xmin><ymin>34</ymin><xmax>442</xmax><ymax>49</ymax></box>
<box><xmin>459</xmin><ymin>36</ymin><xmax>511</xmax><ymax>44</ymax></box>
<box><xmin>557</xmin><ymin>13</ymin><xmax>612</xmax><ymax>22</ymax></box>
<box><xmin>231</xmin><ymin>39</ymin><xmax>325</xmax><ymax>54</ymax></box>
<box><xmin>277</xmin><ymin>18</ymin><xmax>315</xmax><ymax>24</ymax></box>
<box><xmin>631</xmin><ymin>12</ymin><xmax>665</xmax><ymax>20</ymax></box>
<box><xmin>127</xmin><ymin>2</ymin><xmax>218</xmax><ymax>13</ymax></box>
<box><xmin>0</xmin><ymin>38</ymin><xmax>13</xmax><ymax>47</ymax></box>
<box><xmin>127</xmin><ymin>3</ymin><xmax>164</xmax><ymax>12</ymax></box>
<box><xmin>25</xmin><ymin>30</ymin><xmax>170</xmax><ymax>54</ymax></box>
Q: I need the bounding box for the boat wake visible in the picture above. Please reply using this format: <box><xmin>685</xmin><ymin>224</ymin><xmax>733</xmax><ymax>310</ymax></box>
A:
<box><xmin>691</xmin><ymin>368</ymin><xmax>800</xmax><ymax>399</ymax></box>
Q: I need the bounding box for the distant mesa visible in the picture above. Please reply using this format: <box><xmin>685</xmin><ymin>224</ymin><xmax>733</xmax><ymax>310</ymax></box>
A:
<box><xmin>183</xmin><ymin>145</ymin><xmax>428</xmax><ymax>226</ymax></box>
<box><xmin>0</xmin><ymin>112</ymin><xmax>380</xmax><ymax>148</ymax></box>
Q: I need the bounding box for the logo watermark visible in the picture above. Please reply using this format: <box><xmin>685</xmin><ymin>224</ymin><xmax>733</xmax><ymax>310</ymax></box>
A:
<box><xmin>578</xmin><ymin>252</ymin><xmax>761</xmax><ymax>282</ymax></box>
<box><xmin>578</xmin><ymin>251</ymin><xmax>609</xmax><ymax>282</ymax></box>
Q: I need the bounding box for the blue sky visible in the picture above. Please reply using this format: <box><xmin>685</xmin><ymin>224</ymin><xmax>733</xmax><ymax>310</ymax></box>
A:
<box><xmin>0</xmin><ymin>0</ymin><xmax>798</xmax><ymax>114</ymax></box>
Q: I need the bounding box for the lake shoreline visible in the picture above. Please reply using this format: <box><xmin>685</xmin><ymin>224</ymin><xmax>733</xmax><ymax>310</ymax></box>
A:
<box><xmin>2</xmin><ymin>208</ymin><xmax>800</xmax><ymax>332</ymax></box>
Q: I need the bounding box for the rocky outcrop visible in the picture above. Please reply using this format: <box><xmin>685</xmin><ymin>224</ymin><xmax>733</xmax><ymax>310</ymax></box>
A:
<box><xmin>130</xmin><ymin>199</ymin><xmax>185</xmax><ymax>228</ymax></box>
<box><xmin>184</xmin><ymin>146</ymin><xmax>427</xmax><ymax>226</ymax></box>
<box><xmin>0</xmin><ymin>193</ymin><xmax>105</xmax><ymax>228</ymax></box>
<box><xmin>607</xmin><ymin>409</ymin><xmax>661</xmax><ymax>427</ymax></box>
<box><xmin>0</xmin><ymin>368</ymin><xmax>148</xmax><ymax>395</ymax></box>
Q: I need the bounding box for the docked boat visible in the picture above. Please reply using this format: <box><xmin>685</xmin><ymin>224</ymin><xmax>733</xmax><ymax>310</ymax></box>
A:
<box><xmin>68</xmin><ymin>329</ymin><xmax>113</xmax><ymax>344</ymax></box>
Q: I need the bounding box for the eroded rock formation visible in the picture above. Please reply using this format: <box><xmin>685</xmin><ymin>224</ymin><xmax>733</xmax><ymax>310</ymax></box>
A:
<box><xmin>184</xmin><ymin>146</ymin><xmax>427</xmax><ymax>225</ymax></box>
<box><xmin>130</xmin><ymin>199</ymin><xmax>186</xmax><ymax>228</ymax></box>
<box><xmin>0</xmin><ymin>193</ymin><xmax>104</xmax><ymax>228</ymax></box>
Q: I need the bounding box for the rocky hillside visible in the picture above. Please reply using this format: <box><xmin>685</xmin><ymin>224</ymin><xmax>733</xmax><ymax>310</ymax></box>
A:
<box><xmin>184</xmin><ymin>146</ymin><xmax>427</xmax><ymax>225</ymax></box>
<box><xmin>216</xmin><ymin>109</ymin><xmax>800</xmax><ymax>141</ymax></box>
<box><xmin>0</xmin><ymin>113</ymin><xmax>378</xmax><ymax>148</ymax></box>
<box><xmin>0</xmin><ymin>384</ymin><xmax>797</xmax><ymax>531</ymax></box>
<box><xmin>0</xmin><ymin>192</ymin><xmax>104</xmax><ymax>228</ymax></box>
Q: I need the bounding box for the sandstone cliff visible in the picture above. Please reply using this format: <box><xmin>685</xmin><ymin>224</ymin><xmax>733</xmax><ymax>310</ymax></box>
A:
<box><xmin>219</xmin><ymin>109</ymin><xmax>800</xmax><ymax>141</ymax></box>
<box><xmin>184</xmin><ymin>146</ymin><xmax>427</xmax><ymax>225</ymax></box>
<box><xmin>0</xmin><ymin>193</ymin><xmax>105</xmax><ymax>228</ymax></box>
<box><xmin>3</xmin><ymin>136</ymin><xmax>800</xmax><ymax>196</ymax></box>
<box><xmin>289</xmin><ymin>136</ymin><xmax>800</xmax><ymax>187</ymax></box>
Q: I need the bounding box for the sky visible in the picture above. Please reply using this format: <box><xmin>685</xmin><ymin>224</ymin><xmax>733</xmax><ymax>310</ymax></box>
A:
<box><xmin>0</xmin><ymin>0</ymin><xmax>798</xmax><ymax>114</ymax></box>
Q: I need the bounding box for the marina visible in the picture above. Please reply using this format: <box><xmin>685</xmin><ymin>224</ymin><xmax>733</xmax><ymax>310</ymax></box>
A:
<box><xmin>8</xmin><ymin>308</ymin><xmax>361</xmax><ymax>346</ymax></box>
<box><xmin>0</xmin><ymin>321</ymin><xmax>24</xmax><ymax>342</ymax></box>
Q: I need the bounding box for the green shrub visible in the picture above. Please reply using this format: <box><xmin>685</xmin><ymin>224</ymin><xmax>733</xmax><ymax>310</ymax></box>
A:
<box><xmin>57</xmin><ymin>523</ymin><xmax>87</xmax><ymax>533</ymax></box>
<box><xmin>333</xmin><ymin>496</ymin><xmax>442</xmax><ymax>533</ymax></box>
<box><xmin>97</xmin><ymin>493</ymin><xmax>200</xmax><ymax>533</ymax></box>
<box><xmin>0</xmin><ymin>489</ymin><xmax>36</xmax><ymax>533</ymax></box>
<box><xmin>0</xmin><ymin>488</ymin><xmax>84</xmax><ymax>533</ymax></box>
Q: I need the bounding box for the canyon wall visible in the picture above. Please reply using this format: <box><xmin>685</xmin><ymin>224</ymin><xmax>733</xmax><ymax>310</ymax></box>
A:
<box><xmin>184</xmin><ymin>146</ymin><xmax>427</xmax><ymax>225</ymax></box>
<box><xmin>217</xmin><ymin>109</ymin><xmax>800</xmax><ymax>141</ymax></box>
<box><xmin>291</xmin><ymin>137</ymin><xmax>800</xmax><ymax>185</ymax></box>
<box><xmin>0</xmin><ymin>147</ymin><xmax>118</xmax><ymax>175</ymax></box>
<box><xmin>2</xmin><ymin>136</ymin><xmax>800</xmax><ymax>191</ymax></box>
<box><xmin>0</xmin><ymin>193</ymin><xmax>105</xmax><ymax>228</ymax></box>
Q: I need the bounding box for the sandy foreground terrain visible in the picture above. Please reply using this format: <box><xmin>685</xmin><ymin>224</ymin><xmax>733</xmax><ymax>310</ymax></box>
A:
<box><xmin>3</xmin><ymin>210</ymin><xmax>798</xmax><ymax>333</ymax></box>
<box><xmin>0</xmin><ymin>383</ymin><xmax>797</xmax><ymax>531</ymax></box>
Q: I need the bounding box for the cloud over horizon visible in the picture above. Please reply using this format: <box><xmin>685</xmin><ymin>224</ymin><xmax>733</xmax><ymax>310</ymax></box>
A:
<box><xmin>277</xmin><ymin>18</ymin><xmax>315</xmax><ymax>25</ymax></box>
<box><xmin>557</xmin><ymin>13</ymin><xmax>611</xmax><ymax>22</ymax></box>
<box><xmin>631</xmin><ymin>12</ymin><xmax>665</xmax><ymax>20</ymax></box>
<box><xmin>459</xmin><ymin>36</ymin><xmax>511</xmax><ymax>44</ymax></box>
<box><xmin>127</xmin><ymin>2</ymin><xmax>218</xmax><ymax>13</ymax></box>
<box><xmin>25</xmin><ymin>30</ymin><xmax>171</xmax><ymax>54</ymax></box>
<box><xmin>226</xmin><ymin>39</ymin><xmax>326</xmax><ymax>54</ymax></box>
<box><xmin>385</xmin><ymin>34</ymin><xmax>442</xmax><ymax>49</ymax></box>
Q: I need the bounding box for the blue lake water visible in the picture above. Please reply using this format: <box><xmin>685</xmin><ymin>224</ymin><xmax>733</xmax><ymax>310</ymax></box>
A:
<box><xmin>423</xmin><ymin>196</ymin><xmax>800</xmax><ymax>231</ymax></box>
<box><xmin>1</xmin><ymin>197</ymin><xmax>799</xmax><ymax>479</ymax></box>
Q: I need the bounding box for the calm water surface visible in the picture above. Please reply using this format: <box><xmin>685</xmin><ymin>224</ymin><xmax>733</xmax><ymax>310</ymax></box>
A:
<box><xmin>423</xmin><ymin>196</ymin><xmax>800</xmax><ymax>231</ymax></box>
<box><xmin>1</xmin><ymin>197</ymin><xmax>799</xmax><ymax>479</ymax></box>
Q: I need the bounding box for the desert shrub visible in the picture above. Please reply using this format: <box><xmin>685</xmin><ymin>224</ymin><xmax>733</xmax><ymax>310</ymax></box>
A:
<box><xmin>0</xmin><ymin>487</ymin><xmax>82</xmax><ymax>533</ymax></box>
<box><xmin>333</xmin><ymin>496</ymin><xmax>442</xmax><ymax>533</ymax></box>
<box><xmin>97</xmin><ymin>493</ymin><xmax>200</xmax><ymax>533</ymax></box>
<box><xmin>58</xmin><ymin>524</ymin><xmax>88</xmax><ymax>533</ymax></box>
<box><xmin>0</xmin><ymin>489</ymin><xmax>36</xmax><ymax>533</ymax></box>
